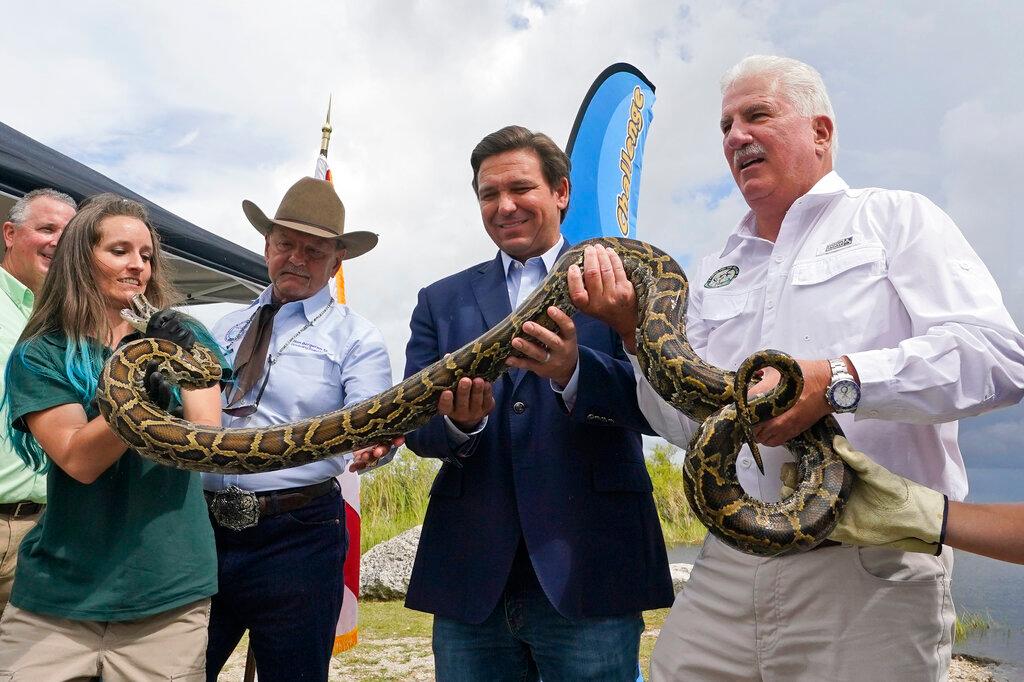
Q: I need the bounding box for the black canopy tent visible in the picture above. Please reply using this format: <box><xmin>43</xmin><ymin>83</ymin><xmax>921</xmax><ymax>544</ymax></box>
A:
<box><xmin>0</xmin><ymin>122</ymin><xmax>269</xmax><ymax>304</ymax></box>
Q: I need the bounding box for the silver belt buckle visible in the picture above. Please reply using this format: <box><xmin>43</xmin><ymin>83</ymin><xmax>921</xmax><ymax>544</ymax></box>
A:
<box><xmin>210</xmin><ymin>485</ymin><xmax>260</xmax><ymax>531</ymax></box>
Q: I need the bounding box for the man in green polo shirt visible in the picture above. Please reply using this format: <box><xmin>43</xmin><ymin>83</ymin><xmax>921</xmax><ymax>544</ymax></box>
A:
<box><xmin>0</xmin><ymin>188</ymin><xmax>76</xmax><ymax>611</ymax></box>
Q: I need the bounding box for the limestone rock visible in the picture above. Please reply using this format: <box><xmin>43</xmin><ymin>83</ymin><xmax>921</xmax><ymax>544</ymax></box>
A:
<box><xmin>360</xmin><ymin>525</ymin><xmax>422</xmax><ymax>600</ymax></box>
<box><xmin>670</xmin><ymin>562</ymin><xmax>692</xmax><ymax>595</ymax></box>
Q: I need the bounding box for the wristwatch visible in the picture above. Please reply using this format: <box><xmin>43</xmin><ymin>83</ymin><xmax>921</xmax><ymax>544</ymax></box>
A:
<box><xmin>825</xmin><ymin>357</ymin><xmax>860</xmax><ymax>413</ymax></box>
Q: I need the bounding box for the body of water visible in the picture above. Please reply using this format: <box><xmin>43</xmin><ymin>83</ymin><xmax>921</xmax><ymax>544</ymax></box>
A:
<box><xmin>957</xmin><ymin>463</ymin><xmax>1024</xmax><ymax>674</ymax></box>
<box><xmin>666</xmin><ymin>544</ymin><xmax>1024</xmax><ymax>676</ymax></box>
<box><xmin>950</xmin><ymin>549</ymin><xmax>1024</xmax><ymax>675</ymax></box>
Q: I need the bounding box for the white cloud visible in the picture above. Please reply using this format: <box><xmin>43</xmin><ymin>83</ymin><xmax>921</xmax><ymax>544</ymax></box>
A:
<box><xmin>172</xmin><ymin>129</ymin><xmax>200</xmax><ymax>149</ymax></box>
<box><xmin>940</xmin><ymin>101</ymin><xmax>1024</xmax><ymax>323</ymax></box>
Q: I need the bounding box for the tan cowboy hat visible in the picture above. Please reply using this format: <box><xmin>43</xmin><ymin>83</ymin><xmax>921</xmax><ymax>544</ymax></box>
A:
<box><xmin>242</xmin><ymin>177</ymin><xmax>378</xmax><ymax>260</ymax></box>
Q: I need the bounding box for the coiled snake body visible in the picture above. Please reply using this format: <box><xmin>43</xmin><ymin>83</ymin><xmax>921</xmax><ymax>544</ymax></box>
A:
<box><xmin>98</xmin><ymin>238</ymin><xmax>853</xmax><ymax>556</ymax></box>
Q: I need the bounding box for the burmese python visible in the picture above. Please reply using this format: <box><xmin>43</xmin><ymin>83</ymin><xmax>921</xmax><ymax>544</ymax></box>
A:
<box><xmin>97</xmin><ymin>238</ymin><xmax>853</xmax><ymax>556</ymax></box>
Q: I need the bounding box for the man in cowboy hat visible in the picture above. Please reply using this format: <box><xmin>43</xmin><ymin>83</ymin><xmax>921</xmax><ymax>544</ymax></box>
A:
<box><xmin>200</xmin><ymin>177</ymin><xmax>399</xmax><ymax>681</ymax></box>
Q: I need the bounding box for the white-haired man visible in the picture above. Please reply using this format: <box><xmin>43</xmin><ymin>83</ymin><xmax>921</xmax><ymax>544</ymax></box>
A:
<box><xmin>0</xmin><ymin>188</ymin><xmax>76</xmax><ymax>612</ymax></box>
<box><xmin>569</xmin><ymin>55</ymin><xmax>1024</xmax><ymax>680</ymax></box>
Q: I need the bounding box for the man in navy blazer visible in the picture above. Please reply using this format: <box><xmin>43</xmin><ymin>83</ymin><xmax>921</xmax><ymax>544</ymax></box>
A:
<box><xmin>403</xmin><ymin>125</ymin><xmax>673</xmax><ymax>681</ymax></box>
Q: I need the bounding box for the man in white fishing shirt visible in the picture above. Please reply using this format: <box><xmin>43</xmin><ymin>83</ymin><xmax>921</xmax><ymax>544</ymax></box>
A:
<box><xmin>569</xmin><ymin>55</ymin><xmax>1024</xmax><ymax>680</ymax></box>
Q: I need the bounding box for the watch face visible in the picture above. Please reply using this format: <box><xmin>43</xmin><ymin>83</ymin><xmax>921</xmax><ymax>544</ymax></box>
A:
<box><xmin>830</xmin><ymin>380</ymin><xmax>860</xmax><ymax>409</ymax></box>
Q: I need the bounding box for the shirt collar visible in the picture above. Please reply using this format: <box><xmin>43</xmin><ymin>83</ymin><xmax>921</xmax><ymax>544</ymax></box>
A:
<box><xmin>719</xmin><ymin>171</ymin><xmax>849</xmax><ymax>257</ymax></box>
<box><xmin>500</xmin><ymin>235</ymin><xmax>565</xmax><ymax>277</ymax></box>
<box><xmin>256</xmin><ymin>284</ymin><xmax>336</xmax><ymax>322</ymax></box>
<box><xmin>0</xmin><ymin>265</ymin><xmax>34</xmax><ymax>313</ymax></box>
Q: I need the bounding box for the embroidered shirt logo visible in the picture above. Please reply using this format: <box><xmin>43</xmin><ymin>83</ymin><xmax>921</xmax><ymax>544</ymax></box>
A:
<box><xmin>705</xmin><ymin>265</ymin><xmax>739</xmax><ymax>288</ymax></box>
<box><xmin>292</xmin><ymin>340</ymin><xmax>328</xmax><ymax>354</ymax></box>
<box><xmin>223</xmin><ymin>320</ymin><xmax>250</xmax><ymax>344</ymax></box>
<box><xmin>824</xmin><ymin>236</ymin><xmax>854</xmax><ymax>253</ymax></box>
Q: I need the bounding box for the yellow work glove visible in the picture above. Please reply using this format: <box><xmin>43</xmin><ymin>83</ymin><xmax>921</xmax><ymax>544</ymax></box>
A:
<box><xmin>826</xmin><ymin>436</ymin><xmax>946</xmax><ymax>554</ymax></box>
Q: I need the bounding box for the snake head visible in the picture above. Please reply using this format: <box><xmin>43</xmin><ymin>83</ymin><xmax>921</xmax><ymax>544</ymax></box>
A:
<box><xmin>120</xmin><ymin>293</ymin><xmax>160</xmax><ymax>333</ymax></box>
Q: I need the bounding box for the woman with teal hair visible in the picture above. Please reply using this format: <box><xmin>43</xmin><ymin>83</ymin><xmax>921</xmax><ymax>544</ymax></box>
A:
<box><xmin>0</xmin><ymin>194</ymin><xmax>223</xmax><ymax>679</ymax></box>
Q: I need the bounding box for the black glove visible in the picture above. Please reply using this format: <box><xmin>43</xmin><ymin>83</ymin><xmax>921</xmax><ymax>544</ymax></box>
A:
<box><xmin>145</xmin><ymin>309</ymin><xmax>196</xmax><ymax>350</ymax></box>
<box><xmin>144</xmin><ymin>361</ymin><xmax>184</xmax><ymax>418</ymax></box>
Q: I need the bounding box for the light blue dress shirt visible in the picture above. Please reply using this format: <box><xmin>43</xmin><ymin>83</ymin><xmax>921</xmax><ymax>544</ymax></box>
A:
<box><xmin>203</xmin><ymin>285</ymin><xmax>393</xmax><ymax>492</ymax></box>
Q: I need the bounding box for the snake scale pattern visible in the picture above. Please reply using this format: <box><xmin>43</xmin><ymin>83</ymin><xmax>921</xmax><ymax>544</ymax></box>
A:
<box><xmin>97</xmin><ymin>237</ymin><xmax>853</xmax><ymax>555</ymax></box>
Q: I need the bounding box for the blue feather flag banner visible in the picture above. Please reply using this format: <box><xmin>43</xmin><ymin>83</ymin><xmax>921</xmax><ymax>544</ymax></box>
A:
<box><xmin>561</xmin><ymin>63</ymin><xmax>656</xmax><ymax>242</ymax></box>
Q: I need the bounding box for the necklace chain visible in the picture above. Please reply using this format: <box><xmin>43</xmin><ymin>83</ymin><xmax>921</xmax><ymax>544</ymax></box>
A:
<box><xmin>225</xmin><ymin>299</ymin><xmax>334</xmax><ymax>360</ymax></box>
<box><xmin>267</xmin><ymin>300</ymin><xmax>334</xmax><ymax>365</ymax></box>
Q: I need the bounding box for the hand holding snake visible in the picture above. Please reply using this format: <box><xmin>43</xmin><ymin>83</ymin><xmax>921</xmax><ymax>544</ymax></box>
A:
<box><xmin>98</xmin><ymin>238</ymin><xmax>853</xmax><ymax>556</ymax></box>
<box><xmin>506</xmin><ymin>306</ymin><xmax>579</xmax><ymax>388</ymax></box>
<box><xmin>748</xmin><ymin>359</ymin><xmax>834</xmax><ymax>446</ymax></box>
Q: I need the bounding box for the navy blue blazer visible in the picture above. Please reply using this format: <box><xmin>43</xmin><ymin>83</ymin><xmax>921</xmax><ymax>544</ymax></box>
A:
<box><xmin>403</xmin><ymin>242</ymin><xmax>674</xmax><ymax>624</ymax></box>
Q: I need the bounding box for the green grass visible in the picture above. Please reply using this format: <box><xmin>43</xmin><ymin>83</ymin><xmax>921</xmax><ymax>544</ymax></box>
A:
<box><xmin>646</xmin><ymin>443</ymin><xmax>708</xmax><ymax>545</ymax></box>
<box><xmin>954</xmin><ymin>610</ymin><xmax>993</xmax><ymax>643</ymax></box>
<box><xmin>360</xmin><ymin>443</ymin><xmax>706</xmax><ymax>553</ymax></box>
<box><xmin>357</xmin><ymin>600</ymin><xmax>434</xmax><ymax>639</ymax></box>
<box><xmin>360</xmin><ymin>448</ymin><xmax>440</xmax><ymax>552</ymax></box>
<box><xmin>641</xmin><ymin>608</ymin><xmax>671</xmax><ymax>673</ymax></box>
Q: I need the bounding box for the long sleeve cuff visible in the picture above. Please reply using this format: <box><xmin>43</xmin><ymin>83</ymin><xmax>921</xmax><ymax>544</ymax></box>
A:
<box><xmin>443</xmin><ymin>414</ymin><xmax>488</xmax><ymax>452</ymax></box>
<box><xmin>846</xmin><ymin>348</ymin><xmax>898</xmax><ymax>420</ymax></box>
<box><xmin>550</xmin><ymin>361</ymin><xmax>581</xmax><ymax>412</ymax></box>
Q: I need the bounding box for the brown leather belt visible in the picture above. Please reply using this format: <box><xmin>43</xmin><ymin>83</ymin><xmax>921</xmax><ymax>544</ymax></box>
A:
<box><xmin>0</xmin><ymin>501</ymin><xmax>44</xmax><ymax>518</ymax></box>
<box><xmin>204</xmin><ymin>480</ymin><xmax>336</xmax><ymax>531</ymax></box>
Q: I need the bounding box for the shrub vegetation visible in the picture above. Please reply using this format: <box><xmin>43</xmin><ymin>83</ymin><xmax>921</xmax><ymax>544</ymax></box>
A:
<box><xmin>360</xmin><ymin>448</ymin><xmax>440</xmax><ymax>552</ymax></box>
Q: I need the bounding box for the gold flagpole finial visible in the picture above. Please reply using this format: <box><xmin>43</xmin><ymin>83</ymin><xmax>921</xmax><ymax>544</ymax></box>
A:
<box><xmin>320</xmin><ymin>94</ymin><xmax>333</xmax><ymax>157</ymax></box>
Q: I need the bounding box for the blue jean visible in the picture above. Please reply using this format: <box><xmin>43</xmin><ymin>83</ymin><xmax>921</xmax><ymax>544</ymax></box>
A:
<box><xmin>432</xmin><ymin>569</ymin><xmax>644</xmax><ymax>682</ymax></box>
<box><xmin>205</xmin><ymin>484</ymin><xmax>347</xmax><ymax>682</ymax></box>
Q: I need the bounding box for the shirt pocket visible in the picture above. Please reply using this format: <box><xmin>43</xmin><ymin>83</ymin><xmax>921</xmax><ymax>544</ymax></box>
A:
<box><xmin>790</xmin><ymin>244</ymin><xmax>886</xmax><ymax>286</ymax></box>
<box><xmin>788</xmin><ymin>244</ymin><xmax>889</xmax><ymax>354</ymax></box>
<box><xmin>701</xmin><ymin>289</ymin><xmax>753</xmax><ymax>346</ymax></box>
<box><xmin>270</xmin><ymin>350</ymin><xmax>344</xmax><ymax>413</ymax></box>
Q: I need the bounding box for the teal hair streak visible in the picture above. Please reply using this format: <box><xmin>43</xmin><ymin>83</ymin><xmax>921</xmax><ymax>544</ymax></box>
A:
<box><xmin>4</xmin><ymin>315</ymin><xmax>227</xmax><ymax>474</ymax></box>
<box><xmin>3</xmin><ymin>337</ymin><xmax>103</xmax><ymax>473</ymax></box>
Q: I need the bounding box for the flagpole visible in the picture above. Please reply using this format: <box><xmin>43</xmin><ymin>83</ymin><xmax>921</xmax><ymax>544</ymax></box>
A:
<box><xmin>320</xmin><ymin>94</ymin><xmax>332</xmax><ymax>158</ymax></box>
<box><xmin>319</xmin><ymin>93</ymin><xmax>362</xmax><ymax>656</ymax></box>
<box><xmin>315</xmin><ymin>96</ymin><xmax>345</xmax><ymax>304</ymax></box>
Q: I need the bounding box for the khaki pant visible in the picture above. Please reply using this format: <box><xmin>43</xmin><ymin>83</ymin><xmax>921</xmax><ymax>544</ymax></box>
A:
<box><xmin>651</xmin><ymin>536</ymin><xmax>955</xmax><ymax>682</ymax></box>
<box><xmin>0</xmin><ymin>599</ymin><xmax>210</xmax><ymax>681</ymax></box>
<box><xmin>0</xmin><ymin>509</ymin><xmax>43</xmax><ymax>614</ymax></box>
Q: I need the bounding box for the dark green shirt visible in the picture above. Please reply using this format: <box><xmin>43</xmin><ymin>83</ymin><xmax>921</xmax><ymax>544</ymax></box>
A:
<box><xmin>6</xmin><ymin>333</ymin><xmax>217</xmax><ymax>621</ymax></box>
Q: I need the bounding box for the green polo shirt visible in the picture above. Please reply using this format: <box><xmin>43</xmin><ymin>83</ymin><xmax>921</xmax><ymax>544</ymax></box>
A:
<box><xmin>6</xmin><ymin>332</ymin><xmax>217</xmax><ymax>621</ymax></box>
<box><xmin>0</xmin><ymin>266</ymin><xmax>45</xmax><ymax>504</ymax></box>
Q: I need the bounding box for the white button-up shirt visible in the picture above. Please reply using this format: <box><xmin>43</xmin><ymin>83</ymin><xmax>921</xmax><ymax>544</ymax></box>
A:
<box><xmin>634</xmin><ymin>172</ymin><xmax>1024</xmax><ymax>501</ymax></box>
<box><xmin>203</xmin><ymin>285</ymin><xmax>393</xmax><ymax>492</ymax></box>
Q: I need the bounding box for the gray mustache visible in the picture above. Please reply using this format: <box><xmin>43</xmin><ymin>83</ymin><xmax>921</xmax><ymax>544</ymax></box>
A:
<box><xmin>734</xmin><ymin>143</ymin><xmax>767</xmax><ymax>166</ymax></box>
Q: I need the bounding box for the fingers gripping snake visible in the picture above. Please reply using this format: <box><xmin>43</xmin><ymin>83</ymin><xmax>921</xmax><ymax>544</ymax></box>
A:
<box><xmin>97</xmin><ymin>237</ymin><xmax>853</xmax><ymax>556</ymax></box>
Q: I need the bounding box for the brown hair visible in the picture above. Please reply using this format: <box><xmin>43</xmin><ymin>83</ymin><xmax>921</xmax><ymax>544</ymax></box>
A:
<box><xmin>20</xmin><ymin>193</ymin><xmax>179</xmax><ymax>346</ymax></box>
<box><xmin>470</xmin><ymin>125</ymin><xmax>571</xmax><ymax>220</ymax></box>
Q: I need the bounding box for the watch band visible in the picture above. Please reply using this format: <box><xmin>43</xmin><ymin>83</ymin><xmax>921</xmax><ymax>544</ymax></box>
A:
<box><xmin>829</xmin><ymin>358</ymin><xmax>853</xmax><ymax>381</ymax></box>
<box><xmin>826</xmin><ymin>357</ymin><xmax>860</xmax><ymax>413</ymax></box>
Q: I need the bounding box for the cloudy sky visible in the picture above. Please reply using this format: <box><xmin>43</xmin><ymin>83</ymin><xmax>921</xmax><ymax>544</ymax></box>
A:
<box><xmin>4</xmin><ymin>1</ymin><xmax>1022</xmax><ymax>495</ymax></box>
